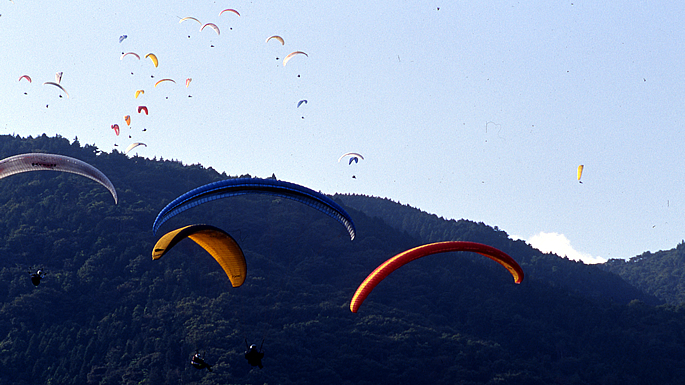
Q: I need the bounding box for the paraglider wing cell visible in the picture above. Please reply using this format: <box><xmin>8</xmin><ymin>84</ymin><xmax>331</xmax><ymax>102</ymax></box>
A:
<box><xmin>349</xmin><ymin>241</ymin><xmax>524</xmax><ymax>312</ymax></box>
<box><xmin>152</xmin><ymin>224</ymin><xmax>246</xmax><ymax>287</ymax></box>
<box><xmin>0</xmin><ymin>153</ymin><xmax>118</xmax><ymax>204</ymax></box>
<box><xmin>152</xmin><ymin>178</ymin><xmax>356</xmax><ymax>240</ymax></box>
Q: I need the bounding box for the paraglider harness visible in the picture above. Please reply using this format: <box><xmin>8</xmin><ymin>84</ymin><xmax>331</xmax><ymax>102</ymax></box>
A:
<box><xmin>244</xmin><ymin>338</ymin><xmax>265</xmax><ymax>369</ymax></box>
<box><xmin>191</xmin><ymin>350</ymin><xmax>213</xmax><ymax>372</ymax></box>
<box><xmin>30</xmin><ymin>269</ymin><xmax>45</xmax><ymax>286</ymax></box>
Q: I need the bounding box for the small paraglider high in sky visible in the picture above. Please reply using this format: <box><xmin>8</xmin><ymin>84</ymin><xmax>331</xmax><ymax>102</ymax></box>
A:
<box><xmin>577</xmin><ymin>165</ymin><xmax>584</xmax><ymax>184</ymax></box>
<box><xmin>119</xmin><ymin>35</ymin><xmax>127</xmax><ymax>43</ymax></box>
<box><xmin>297</xmin><ymin>100</ymin><xmax>307</xmax><ymax>108</ymax></box>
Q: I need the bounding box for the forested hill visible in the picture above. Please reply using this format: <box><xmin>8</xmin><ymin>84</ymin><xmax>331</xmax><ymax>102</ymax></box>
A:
<box><xmin>1</xmin><ymin>134</ymin><xmax>685</xmax><ymax>385</ymax></box>
<box><xmin>601</xmin><ymin>242</ymin><xmax>685</xmax><ymax>305</ymax></box>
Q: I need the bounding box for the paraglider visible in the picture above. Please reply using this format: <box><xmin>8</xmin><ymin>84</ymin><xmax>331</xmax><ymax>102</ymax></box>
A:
<box><xmin>55</xmin><ymin>72</ymin><xmax>63</xmax><ymax>84</ymax></box>
<box><xmin>338</xmin><ymin>153</ymin><xmax>364</xmax><ymax>164</ymax></box>
<box><xmin>152</xmin><ymin>224</ymin><xmax>246</xmax><ymax>287</ymax></box>
<box><xmin>124</xmin><ymin>115</ymin><xmax>131</xmax><ymax>126</ymax></box>
<box><xmin>185</xmin><ymin>78</ymin><xmax>192</xmax><ymax>88</ymax></box>
<box><xmin>349</xmin><ymin>241</ymin><xmax>524</xmax><ymax>313</ymax></box>
<box><xmin>577</xmin><ymin>165</ymin><xmax>584</xmax><ymax>184</ymax></box>
<box><xmin>283</xmin><ymin>51</ymin><xmax>308</xmax><ymax>66</ymax></box>
<box><xmin>179</xmin><ymin>16</ymin><xmax>202</xmax><ymax>24</ymax></box>
<box><xmin>200</xmin><ymin>23</ymin><xmax>220</xmax><ymax>35</ymax></box>
<box><xmin>244</xmin><ymin>341</ymin><xmax>264</xmax><ymax>369</ymax></box>
<box><xmin>111</xmin><ymin>124</ymin><xmax>120</xmax><ymax>136</ymax></box>
<box><xmin>152</xmin><ymin>177</ymin><xmax>356</xmax><ymax>240</ymax></box>
<box><xmin>145</xmin><ymin>53</ymin><xmax>158</xmax><ymax>68</ymax></box>
<box><xmin>0</xmin><ymin>153</ymin><xmax>118</xmax><ymax>204</ymax></box>
<box><xmin>137</xmin><ymin>106</ymin><xmax>148</xmax><ymax>115</ymax></box>
<box><xmin>265</xmin><ymin>35</ymin><xmax>284</xmax><ymax>45</ymax></box>
<box><xmin>190</xmin><ymin>351</ymin><xmax>212</xmax><ymax>371</ymax></box>
<box><xmin>43</xmin><ymin>82</ymin><xmax>69</xmax><ymax>98</ymax></box>
<box><xmin>119</xmin><ymin>35</ymin><xmax>127</xmax><ymax>43</ymax></box>
<box><xmin>125</xmin><ymin>142</ymin><xmax>147</xmax><ymax>155</ymax></box>
<box><xmin>120</xmin><ymin>52</ymin><xmax>140</xmax><ymax>60</ymax></box>
<box><xmin>154</xmin><ymin>79</ymin><xmax>176</xmax><ymax>87</ymax></box>
<box><xmin>297</xmin><ymin>100</ymin><xmax>307</xmax><ymax>108</ymax></box>
<box><xmin>18</xmin><ymin>75</ymin><xmax>31</xmax><ymax>83</ymax></box>
<box><xmin>220</xmin><ymin>9</ymin><xmax>240</xmax><ymax>16</ymax></box>
<box><xmin>135</xmin><ymin>90</ymin><xmax>144</xmax><ymax>99</ymax></box>
<box><xmin>30</xmin><ymin>270</ymin><xmax>44</xmax><ymax>286</ymax></box>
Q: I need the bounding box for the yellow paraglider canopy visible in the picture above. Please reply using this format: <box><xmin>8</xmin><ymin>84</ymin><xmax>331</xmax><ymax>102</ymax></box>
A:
<box><xmin>152</xmin><ymin>224</ymin><xmax>246</xmax><ymax>287</ymax></box>
<box><xmin>577</xmin><ymin>165</ymin><xmax>584</xmax><ymax>183</ymax></box>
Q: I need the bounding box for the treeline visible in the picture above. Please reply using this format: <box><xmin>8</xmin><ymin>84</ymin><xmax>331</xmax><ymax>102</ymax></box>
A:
<box><xmin>0</xmin><ymin>134</ymin><xmax>684</xmax><ymax>384</ymax></box>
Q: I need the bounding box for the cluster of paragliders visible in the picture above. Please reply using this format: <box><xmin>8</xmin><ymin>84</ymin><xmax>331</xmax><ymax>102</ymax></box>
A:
<box><xmin>4</xmin><ymin>4</ymin><xmax>535</xmax><ymax>375</ymax></box>
<box><xmin>0</xmin><ymin>149</ymin><xmax>525</xmax><ymax>372</ymax></box>
<box><xmin>17</xmin><ymin>72</ymin><xmax>69</xmax><ymax>107</ymax></box>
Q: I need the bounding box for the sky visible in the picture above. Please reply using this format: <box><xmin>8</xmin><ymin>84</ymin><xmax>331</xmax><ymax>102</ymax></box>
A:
<box><xmin>1</xmin><ymin>1</ymin><xmax>684</xmax><ymax>263</ymax></box>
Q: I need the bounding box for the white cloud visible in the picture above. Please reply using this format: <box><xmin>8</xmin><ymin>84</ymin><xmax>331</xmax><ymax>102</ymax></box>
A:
<box><xmin>527</xmin><ymin>232</ymin><xmax>607</xmax><ymax>264</ymax></box>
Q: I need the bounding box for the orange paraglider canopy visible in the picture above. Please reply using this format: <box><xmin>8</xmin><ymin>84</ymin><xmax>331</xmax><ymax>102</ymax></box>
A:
<box><xmin>350</xmin><ymin>241</ymin><xmax>524</xmax><ymax>312</ymax></box>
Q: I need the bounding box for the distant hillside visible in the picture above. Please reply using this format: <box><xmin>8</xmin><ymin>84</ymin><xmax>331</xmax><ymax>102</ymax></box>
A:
<box><xmin>602</xmin><ymin>242</ymin><xmax>685</xmax><ymax>305</ymax></box>
<box><xmin>0</xmin><ymin>134</ymin><xmax>684</xmax><ymax>385</ymax></box>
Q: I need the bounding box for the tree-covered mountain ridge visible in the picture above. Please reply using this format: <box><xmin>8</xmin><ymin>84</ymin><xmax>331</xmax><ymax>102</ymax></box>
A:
<box><xmin>1</xmin><ymin>134</ymin><xmax>684</xmax><ymax>385</ymax></box>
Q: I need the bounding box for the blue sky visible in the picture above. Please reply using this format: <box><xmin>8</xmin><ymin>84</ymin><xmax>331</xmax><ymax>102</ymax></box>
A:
<box><xmin>2</xmin><ymin>1</ymin><xmax>684</xmax><ymax>262</ymax></box>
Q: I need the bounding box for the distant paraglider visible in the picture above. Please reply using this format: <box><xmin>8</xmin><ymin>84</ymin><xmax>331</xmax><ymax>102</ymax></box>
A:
<box><xmin>111</xmin><ymin>124</ymin><xmax>120</xmax><ymax>136</ymax></box>
<box><xmin>43</xmin><ymin>82</ymin><xmax>69</xmax><ymax>98</ymax></box>
<box><xmin>152</xmin><ymin>178</ymin><xmax>356</xmax><ymax>240</ymax></box>
<box><xmin>153</xmin><ymin>224</ymin><xmax>246</xmax><ymax>287</ymax></box>
<box><xmin>577</xmin><ymin>165</ymin><xmax>584</xmax><ymax>184</ymax></box>
<box><xmin>0</xmin><ymin>153</ymin><xmax>118</xmax><ymax>204</ymax></box>
<box><xmin>124</xmin><ymin>115</ymin><xmax>131</xmax><ymax>126</ymax></box>
<box><xmin>350</xmin><ymin>241</ymin><xmax>524</xmax><ymax>313</ymax></box>
<box><xmin>185</xmin><ymin>78</ymin><xmax>192</xmax><ymax>88</ymax></box>
<box><xmin>120</xmin><ymin>52</ymin><xmax>140</xmax><ymax>60</ymax></box>
<box><xmin>154</xmin><ymin>79</ymin><xmax>176</xmax><ymax>87</ymax></box>
<box><xmin>266</xmin><ymin>35</ymin><xmax>285</xmax><ymax>45</ymax></box>
<box><xmin>18</xmin><ymin>75</ymin><xmax>31</xmax><ymax>83</ymax></box>
<box><xmin>145</xmin><ymin>53</ymin><xmax>158</xmax><ymax>68</ymax></box>
<box><xmin>200</xmin><ymin>23</ymin><xmax>220</xmax><ymax>35</ymax></box>
<box><xmin>119</xmin><ymin>35</ymin><xmax>127</xmax><ymax>43</ymax></box>
<box><xmin>297</xmin><ymin>100</ymin><xmax>307</xmax><ymax>108</ymax></box>
<box><xmin>219</xmin><ymin>9</ymin><xmax>240</xmax><ymax>17</ymax></box>
<box><xmin>55</xmin><ymin>72</ymin><xmax>63</xmax><ymax>84</ymax></box>
<box><xmin>283</xmin><ymin>51</ymin><xmax>308</xmax><ymax>66</ymax></box>
<box><xmin>135</xmin><ymin>90</ymin><xmax>144</xmax><ymax>99</ymax></box>
<box><xmin>137</xmin><ymin>106</ymin><xmax>148</xmax><ymax>115</ymax></box>
<box><xmin>338</xmin><ymin>152</ymin><xmax>364</xmax><ymax>165</ymax></box>
<box><xmin>125</xmin><ymin>142</ymin><xmax>147</xmax><ymax>155</ymax></box>
<box><xmin>190</xmin><ymin>351</ymin><xmax>213</xmax><ymax>371</ymax></box>
<box><xmin>30</xmin><ymin>270</ymin><xmax>45</xmax><ymax>286</ymax></box>
<box><xmin>179</xmin><ymin>17</ymin><xmax>202</xmax><ymax>24</ymax></box>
